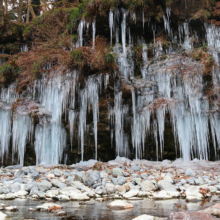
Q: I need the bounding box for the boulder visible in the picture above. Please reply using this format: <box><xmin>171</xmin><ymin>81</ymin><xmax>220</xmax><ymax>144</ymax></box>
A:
<box><xmin>141</xmin><ymin>181</ymin><xmax>156</xmax><ymax>192</ymax></box>
<box><xmin>185</xmin><ymin>186</ymin><xmax>204</xmax><ymax>201</ymax></box>
<box><xmin>118</xmin><ymin>176</ymin><xmax>126</xmax><ymax>185</ymax></box>
<box><xmin>115</xmin><ymin>185</ymin><xmax>126</xmax><ymax>193</ymax></box>
<box><xmin>51</xmin><ymin>179</ymin><xmax>66</xmax><ymax>188</ymax></box>
<box><xmin>38</xmin><ymin>180</ymin><xmax>52</xmax><ymax>192</ymax></box>
<box><xmin>158</xmin><ymin>180</ymin><xmax>176</xmax><ymax>192</ymax></box>
<box><xmin>111</xmin><ymin>168</ymin><xmax>123</xmax><ymax>178</ymax></box>
<box><xmin>105</xmin><ymin>183</ymin><xmax>115</xmax><ymax>194</ymax></box>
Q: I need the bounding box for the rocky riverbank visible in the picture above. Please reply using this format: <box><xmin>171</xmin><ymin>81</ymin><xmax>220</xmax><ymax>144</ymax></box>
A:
<box><xmin>1</xmin><ymin>157</ymin><xmax>220</xmax><ymax>219</ymax></box>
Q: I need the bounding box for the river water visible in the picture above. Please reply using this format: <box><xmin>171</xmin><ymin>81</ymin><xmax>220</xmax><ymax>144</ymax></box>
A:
<box><xmin>3</xmin><ymin>197</ymin><xmax>220</xmax><ymax>220</ymax></box>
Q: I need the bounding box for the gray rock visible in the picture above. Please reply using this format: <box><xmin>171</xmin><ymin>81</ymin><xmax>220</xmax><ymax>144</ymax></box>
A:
<box><xmin>123</xmin><ymin>171</ymin><xmax>130</xmax><ymax>177</ymax></box>
<box><xmin>95</xmin><ymin>186</ymin><xmax>106</xmax><ymax>195</ymax></box>
<box><xmin>33</xmin><ymin>174</ymin><xmax>41</xmax><ymax>180</ymax></box>
<box><xmin>53</xmin><ymin>169</ymin><xmax>63</xmax><ymax>177</ymax></box>
<box><xmin>22</xmin><ymin>182</ymin><xmax>36</xmax><ymax>191</ymax></box>
<box><xmin>37</xmin><ymin>191</ymin><xmax>46</xmax><ymax>199</ymax></box>
<box><xmin>92</xmin><ymin>183</ymin><xmax>102</xmax><ymax>189</ymax></box>
<box><xmin>118</xmin><ymin>176</ymin><xmax>126</xmax><ymax>185</ymax></box>
<box><xmin>75</xmin><ymin>172</ymin><xmax>85</xmax><ymax>182</ymax></box>
<box><xmin>30</xmin><ymin>186</ymin><xmax>39</xmax><ymax>195</ymax></box>
<box><xmin>111</xmin><ymin>168</ymin><xmax>123</xmax><ymax>178</ymax></box>
<box><xmin>131</xmin><ymin>165</ymin><xmax>140</xmax><ymax>172</ymax></box>
<box><xmin>112</xmin><ymin>178</ymin><xmax>118</xmax><ymax>185</ymax></box>
<box><xmin>51</xmin><ymin>179</ymin><xmax>66</xmax><ymax>188</ymax></box>
<box><xmin>102</xmin><ymin>178</ymin><xmax>107</xmax><ymax>186</ymax></box>
<box><xmin>83</xmin><ymin>171</ymin><xmax>100</xmax><ymax>187</ymax></box>
<box><xmin>38</xmin><ymin>180</ymin><xmax>52</xmax><ymax>192</ymax></box>
<box><xmin>14</xmin><ymin>170</ymin><xmax>24</xmax><ymax>178</ymax></box>
<box><xmin>141</xmin><ymin>173</ymin><xmax>148</xmax><ymax>180</ymax></box>
<box><xmin>195</xmin><ymin>177</ymin><xmax>205</xmax><ymax>185</ymax></box>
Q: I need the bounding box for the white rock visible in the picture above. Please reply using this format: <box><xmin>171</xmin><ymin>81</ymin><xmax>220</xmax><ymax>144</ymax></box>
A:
<box><xmin>17</xmin><ymin>190</ymin><xmax>28</xmax><ymax>196</ymax></box>
<box><xmin>5</xmin><ymin>206</ymin><xmax>18</xmax><ymax>211</ymax></box>
<box><xmin>141</xmin><ymin>181</ymin><xmax>156</xmax><ymax>192</ymax></box>
<box><xmin>69</xmin><ymin>192</ymin><xmax>90</xmax><ymax>201</ymax></box>
<box><xmin>163</xmin><ymin>175</ymin><xmax>174</xmax><ymax>184</ymax></box>
<box><xmin>59</xmin><ymin>187</ymin><xmax>80</xmax><ymax>195</ymax></box>
<box><xmin>185</xmin><ymin>186</ymin><xmax>204</xmax><ymax>201</ymax></box>
<box><xmin>152</xmin><ymin>191</ymin><xmax>172</xmax><ymax>199</ymax></box>
<box><xmin>132</xmin><ymin>214</ymin><xmax>166</xmax><ymax>220</ymax></box>
<box><xmin>123</xmin><ymin>189</ymin><xmax>139</xmax><ymax>199</ymax></box>
<box><xmin>45</xmin><ymin>190</ymin><xmax>59</xmax><ymax>198</ymax></box>
<box><xmin>57</xmin><ymin>195</ymin><xmax>70</xmax><ymax>201</ymax></box>
<box><xmin>0</xmin><ymin>211</ymin><xmax>7</xmax><ymax>219</ymax></box>
<box><xmin>208</xmin><ymin>186</ymin><xmax>217</xmax><ymax>193</ymax></box>
<box><xmin>108</xmin><ymin>200</ymin><xmax>134</xmax><ymax>210</ymax></box>
<box><xmin>36</xmin><ymin>203</ymin><xmax>62</xmax><ymax>211</ymax></box>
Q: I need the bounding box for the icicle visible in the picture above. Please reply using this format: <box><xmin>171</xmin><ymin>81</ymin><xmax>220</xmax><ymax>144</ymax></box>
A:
<box><xmin>163</xmin><ymin>7</ymin><xmax>172</xmax><ymax>37</ymax></box>
<box><xmin>109</xmin><ymin>10</ymin><xmax>114</xmax><ymax>46</ymax></box>
<box><xmin>131</xmin><ymin>12</ymin><xmax>136</xmax><ymax>24</ymax></box>
<box><xmin>92</xmin><ymin>17</ymin><xmax>96</xmax><ymax>48</ymax></box>
<box><xmin>20</xmin><ymin>44</ymin><xmax>28</xmax><ymax>52</ymax></box>
<box><xmin>78</xmin><ymin>75</ymin><xmax>101</xmax><ymax>161</ymax></box>
<box><xmin>77</xmin><ymin>20</ymin><xmax>85</xmax><ymax>47</ymax></box>
<box><xmin>183</xmin><ymin>22</ymin><xmax>193</xmax><ymax>50</ymax></box>
<box><xmin>69</xmin><ymin>110</ymin><xmax>77</xmax><ymax>148</ymax></box>
<box><xmin>121</xmin><ymin>10</ymin><xmax>128</xmax><ymax>55</ymax></box>
<box><xmin>142</xmin><ymin>11</ymin><xmax>145</xmax><ymax>30</ymax></box>
<box><xmin>104</xmin><ymin>74</ymin><xmax>110</xmax><ymax>89</ymax></box>
<box><xmin>0</xmin><ymin>109</ymin><xmax>11</xmax><ymax>162</ymax></box>
<box><xmin>12</xmin><ymin>115</ymin><xmax>33</xmax><ymax>166</ymax></box>
<box><xmin>35</xmin><ymin>121</ymin><xmax>66</xmax><ymax>165</ymax></box>
<box><xmin>111</xmin><ymin>90</ymin><xmax>129</xmax><ymax>156</ymax></box>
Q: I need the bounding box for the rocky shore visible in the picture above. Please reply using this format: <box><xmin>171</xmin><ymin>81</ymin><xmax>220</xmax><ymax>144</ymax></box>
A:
<box><xmin>1</xmin><ymin>157</ymin><xmax>220</xmax><ymax>219</ymax></box>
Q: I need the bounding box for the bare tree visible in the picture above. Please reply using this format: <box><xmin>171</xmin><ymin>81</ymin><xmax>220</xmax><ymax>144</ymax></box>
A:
<box><xmin>26</xmin><ymin>0</ymin><xmax>36</xmax><ymax>22</ymax></box>
<box><xmin>17</xmin><ymin>0</ymin><xmax>23</xmax><ymax>22</ymax></box>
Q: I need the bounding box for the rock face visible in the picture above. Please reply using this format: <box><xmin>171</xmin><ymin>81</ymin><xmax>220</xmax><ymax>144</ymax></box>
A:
<box><xmin>108</xmin><ymin>200</ymin><xmax>134</xmax><ymax>210</ymax></box>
